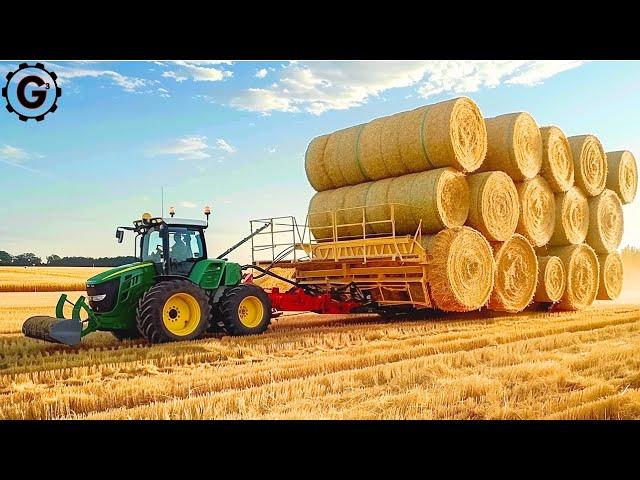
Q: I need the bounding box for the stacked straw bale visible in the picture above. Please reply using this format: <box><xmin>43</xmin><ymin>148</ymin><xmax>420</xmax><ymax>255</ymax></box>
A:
<box><xmin>303</xmin><ymin>96</ymin><xmax>635</xmax><ymax>314</ymax></box>
<box><xmin>567</xmin><ymin>135</ymin><xmax>607</xmax><ymax>197</ymax></box>
<box><xmin>478</xmin><ymin>112</ymin><xmax>542</xmax><ymax>180</ymax></box>
<box><xmin>305</xmin><ymin>97</ymin><xmax>487</xmax><ymax>191</ymax></box>
<box><xmin>534</xmin><ymin>256</ymin><xmax>566</xmax><ymax>303</ymax></box>
<box><xmin>597</xmin><ymin>251</ymin><xmax>623</xmax><ymax>300</ymax></box>
<box><xmin>606</xmin><ymin>150</ymin><xmax>637</xmax><ymax>204</ymax></box>
<box><xmin>488</xmin><ymin>234</ymin><xmax>538</xmax><ymax>313</ymax></box>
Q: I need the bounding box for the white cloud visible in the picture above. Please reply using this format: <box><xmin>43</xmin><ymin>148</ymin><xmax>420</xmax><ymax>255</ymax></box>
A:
<box><xmin>0</xmin><ymin>144</ymin><xmax>42</xmax><ymax>173</ymax></box>
<box><xmin>154</xmin><ymin>135</ymin><xmax>212</xmax><ymax>160</ymax></box>
<box><xmin>179</xmin><ymin>201</ymin><xmax>197</xmax><ymax>208</ymax></box>
<box><xmin>49</xmin><ymin>63</ymin><xmax>152</xmax><ymax>93</ymax></box>
<box><xmin>266</xmin><ymin>147</ymin><xmax>276</xmax><ymax>154</ymax></box>
<box><xmin>255</xmin><ymin>68</ymin><xmax>268</xmax><ymax>78</ymax></box>
<box><xmin>157</xmin><ymin>87</ymin><xmax>170</xmax><ymax>98</ymax></box>
<box><xmin>216</xmin><ymin>138</ymin><xmax>236</xmax><ymax>154</ymax></box>
<box><xmin>229</xmin><ymin>60</ymin><xmax>586</xmax><ymax>115</ymax></box>
<box><xmin>160</xmin><ymin>61</ymin><xmax>233</xmax><ymax>83</ymax></box>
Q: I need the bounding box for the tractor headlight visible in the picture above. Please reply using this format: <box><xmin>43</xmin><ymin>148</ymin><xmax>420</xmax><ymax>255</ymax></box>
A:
<box><xmin>86</xmin><ymin>279</ymin><xmax>120</xmax><ymax>313</ymax></box>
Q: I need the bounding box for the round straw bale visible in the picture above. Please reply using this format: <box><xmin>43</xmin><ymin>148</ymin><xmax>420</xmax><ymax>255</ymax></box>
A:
<box><xmin>606</xmin><ymin>150</ymin><xmax>637</xmax><ymax>204</ymax></box>
<box><xmin>488</xmin><ymin>234</ymin><xmax>538</xmax><ymax>313</ymax></box>
<box><xmin>321</xmin><ymin>131</ymin><xmax>349</xmax><ymax>189</ymax></box>
<box><xmin>365</xmin><ymin>178</ymin><xmax>395</xmax><ymax>235</ymax></box>
<box><xmin>386</xmin><ymin>168</ymin><xmax>469</xmax><ymax>235</ymax></box>
<box><xmin>359</xmin><ymin>117</ymin><xmax>391</xmax><ymax>181</ymax></box>
<box><xmin>335</xmin><ymin>124</ymin><xmax>368</xmax><ymax>186</ymax></box>
<box><xmin>548</xmin><ymin>186</ymin><xmax>589</xmax><ymax>246</ymax></box>
<box><xmin>466</xmin><ymin>171</ymin><xmax>520</xmax><ymax>242</ymax></box>
<box><xmin>548</xmin><ymin>244</ymin><xmax>599</xmax><ymax>310</ymax></box>
<box><xmin>308</xmin><ymin>188</ymin><xmax>346</xmax><ymax>241</ymax></box>
<box><xmin>304</xmin><ymin>134</ymin><xmax>333</xmax><ymax>192</ymax></box>
<box><xmin>379</xmin><ymin>113</ymin><xmax>409</xmax><ymax>177</ymax></box>
<box><xmin>515</xmin><ymin>176</ymin><xmax>556</xmax><ymax>247</ymax></box>
<box><xmin>539</xmin><ymin>126</ymin><xmax>574</xmax><ymax>192</ymax></box>
<box><xmin>422</xmin><ymin>226</ymin><xmax>495</xmax><ymax>312</ymax></box>
<box><xmin>337</xmin><ymin>182</ymin><xmax>374</xmax><ymax>239</ymax></box>
<box><xmin>567</xmin><ymin>135</ymin><xmax>607</xmax><ymax>197</ymax></box>
<box><xmin>586</xmin><ymin>189</ymin><xmax>623</xmax><ymax>254</ymax></box>
<box><xmin>480</xmin><ymin>112</ymin><xmax>542</xmax><ymax>181</ymax></box>
<box><xmin>534</xmin><ymin>256</ymin><xmax>566</xmax><ymax>303</ymax></box>
<box><xmin>597</xmin><ymin>251</ymin><xmax>623</xmax><ymax>300</ymax></box>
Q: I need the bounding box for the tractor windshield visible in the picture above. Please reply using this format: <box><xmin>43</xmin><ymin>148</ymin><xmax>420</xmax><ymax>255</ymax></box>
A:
<box><xmin>141</xmin><ymin>229</ymin><xmax>164</xmax><ymax>264</ymax></box>
<box><xmin>168</xmin><ymin>228</ymin><xmax>204</xmax><ymax>275</ymax></box>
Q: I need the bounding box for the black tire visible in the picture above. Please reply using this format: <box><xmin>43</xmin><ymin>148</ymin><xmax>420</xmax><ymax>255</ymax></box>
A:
<box><xmin>219</xmin><ymin>284</ymin><xmax>272</xmax><ymax>336</ymax></box>
<box><xmin>136</xmin><ymin>279</ymin><xmax>211</xmax><ymax>343</ymax></box>
<box><xmin>206</xmin><ymin>290</ymin><xmax>226</xmax><ymax>334</ymax></box>
<box><xmin>111</xmin><ymin>328</ymin><xmax>142</xmax><ymax>341</ymax></box>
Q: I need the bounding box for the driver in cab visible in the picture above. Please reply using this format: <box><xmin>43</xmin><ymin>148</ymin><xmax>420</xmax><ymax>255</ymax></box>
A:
<box><xmin>171</xmin><ymin>233</ymin><xmax>192</xmax><ymax>262</ymax></box>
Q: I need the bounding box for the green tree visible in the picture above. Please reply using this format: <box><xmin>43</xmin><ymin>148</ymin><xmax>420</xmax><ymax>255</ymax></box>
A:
<box><xmin>13</xmin><ymin>253</ymin><xmax>42</xmax><ymax>266</ymax></box>
<box><xmin>46</xmin><ymin>254</ymin><xmax>62</xmax><ymax>265</ymax></box>
<box><xmin>0</xmin><ymin>251</ymin><xmax>12</xmax><ymax>265</ymax></box>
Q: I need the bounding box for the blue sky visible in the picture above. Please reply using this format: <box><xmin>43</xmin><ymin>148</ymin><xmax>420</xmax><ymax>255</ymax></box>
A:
<box><xmin>0</xmin><ymin>60</ymin><xmax>639</xmax><ymax>263</ymax></box>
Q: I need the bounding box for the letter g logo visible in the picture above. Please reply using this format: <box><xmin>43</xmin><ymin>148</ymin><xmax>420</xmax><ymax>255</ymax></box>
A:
<box><xmin>2</xmin><ymin>63</ymin><xmax>61</xmax><ymax>121</ymax></box>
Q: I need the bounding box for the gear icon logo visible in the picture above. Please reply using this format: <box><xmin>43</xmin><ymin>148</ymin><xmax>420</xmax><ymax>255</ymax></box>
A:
<box><xmin>2</xmin><ymin>62</ymin><xmax>62</xmax><ymax>121</ymax></box>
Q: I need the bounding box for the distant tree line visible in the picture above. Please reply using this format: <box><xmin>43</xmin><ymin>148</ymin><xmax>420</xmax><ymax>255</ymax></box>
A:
<box><xmin>0</xmin><ymin>250</ymin><xmax>136</xmax><ymax>267</ymax></box>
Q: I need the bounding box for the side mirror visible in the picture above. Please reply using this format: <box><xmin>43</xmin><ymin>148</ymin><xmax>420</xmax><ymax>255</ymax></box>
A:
<box><xmin>116</xmin><ymin>228</ymin><xmax>124</xmax><ymax>244</ymax></box>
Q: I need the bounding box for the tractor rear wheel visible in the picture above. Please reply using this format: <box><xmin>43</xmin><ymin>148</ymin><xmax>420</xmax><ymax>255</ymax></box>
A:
<box><xmin>218</xmin><ymin>284</ymin><xmax>272</xmax><ymax>335</ymax></box>
<box><xmin>136</xmin><ymin>280</ymin><xmax>211</xmax><ymax>343</ymax></box>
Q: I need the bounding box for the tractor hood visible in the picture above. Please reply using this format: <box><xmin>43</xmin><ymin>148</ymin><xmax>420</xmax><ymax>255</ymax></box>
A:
<box><xmin>86</xmin><ymin>261</ymin><xmax>155</xmax><ymax>286</ymax></box>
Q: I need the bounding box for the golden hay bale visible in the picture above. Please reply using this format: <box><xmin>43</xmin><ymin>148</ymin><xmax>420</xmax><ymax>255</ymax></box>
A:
<box><xmin>548</xmin><ymin>244</ymin><xmax>599</xmax><ymax>310</ymax></box>
<box><xmin>515</xmin><ymin>176</ymin><xmax>556</xmax><ymax>247</ymax></box>
<box><xmin>379</xmin><ymin>113</ymin><xmax>410</xmax><ymax>177</ymax></box>
<box><xmin>567</xmin><ymin>135</ymin><xmax>607</xmax><ymax>197</ymax></box>
<box><xmin>336</xmin><ymin>182</ymin><xmax>374</xmax><ymax>239</ymax></box>
<box><xmin>548</xmin><ymin>186</ymin><xmax>589</xmax><ymax>246</ymax></box>
<box><xmin>488</xmin><ymin>234</ymin><xmax>538</xmax><ymax>313</ymax></box>
<box><xmin>586</xmin><ymin>189</ymin><xmax>623</xmax><ymax>254</ymax></box>
<box><xmin>324</xmin><ymin>125</ymin><xmax>367</xmax><ymax>188</ymax></box>
<box><xmin>364</xmin><ymin>178</ymin><xmax>395</xmax><ymax>235</ymax></box>
<box><xmin>539</xmin><ymin>126</ymin><xmax>574</xmax><ymax>192</ymax></box>
<box><xmin>359</xmin><ymin>118</ymin><xmax>391</xmax><ymax>181</ymax></box>
<box><xmin>597</xmin><ymin>251</ymin><xmax>623</xmax><ymax>300</ymax></box>
<box><xmin>466</xmin><ymin>171</ymin><xmax>520</xmax><ymax>242</ymax></box>
<box><xmin>422</xmin><ymin>226</ymin><xmax>495</xmax><ymax>312</ymax></box>
<box><xmin>386</xmin><ymin>168</ymin><xmax>469</xmax><ymax>235</ymax></box>
<box><xmin>308</xmin><ymin>188</ymin><xmax>346</xmax><ymax>241</ymax></box>
<box><xmin>479</xmin><ymin>112</ymin><xmax>542</xmax><ymax>181</ymax></box>
<box><xmin>534</xmin><ymin>256</ymin><xmax>566</xmax><ymax>303</ymax></box>
<box><xmin>606</xmin><ymin>150</ymin><xmax>637</xmax><ymax>204</ymax></box>
<box><xmin>304</xmin><ymin>134</ymin><xmax>333</xmax><ymax>192</ymax></box>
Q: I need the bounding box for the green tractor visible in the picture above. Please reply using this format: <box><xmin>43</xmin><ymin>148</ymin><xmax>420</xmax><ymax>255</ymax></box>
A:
<box><xmin>22</xmin><ymin>209</ymin><xmax>273</xmax><ymax>346</ymax></box>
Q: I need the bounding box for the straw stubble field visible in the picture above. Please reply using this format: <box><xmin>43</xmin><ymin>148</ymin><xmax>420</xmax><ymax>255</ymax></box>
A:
<box><xmin>1</xmin><ymin>264</ymin><xmax>640</xmax><ymax>420</ymax></box>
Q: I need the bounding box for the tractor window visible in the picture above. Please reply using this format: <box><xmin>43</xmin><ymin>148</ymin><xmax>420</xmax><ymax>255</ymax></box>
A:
<box><xmin>168</xmin><ymin>228</ymin><xmax>203</xmax><ymax>276</ymax></box>
<box><xmin>142</xmin><ymin>230</ymin><xmax>163</xmax><ymax>263</ymax></box>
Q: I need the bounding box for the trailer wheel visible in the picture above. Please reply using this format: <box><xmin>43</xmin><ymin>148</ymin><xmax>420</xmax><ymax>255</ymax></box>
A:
<box><xmin>136</xmin><ymin>280</ymin><xmax>211</xmax><ymax>343</ymax></box>
<box><xmin>219</xmin><ymin>284</ymin><xmax>272</xmax><ymax>336</ymax></box>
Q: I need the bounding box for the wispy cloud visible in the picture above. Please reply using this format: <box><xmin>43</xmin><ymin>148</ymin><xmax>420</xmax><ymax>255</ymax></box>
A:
<box><xmin>216</xmin><ymin>138</ymin><xmax>236</xmax><ymax>154</ymax></box>
<box><xmin>0</xmin><ymin>144</ymin><xmax>44</xmax><ymax>173</ymax></box>
<box><xmin>48</xmin><ymin>62</ymin><xmax>154</xmax><ymax>93</ymax></box>
<box><xmin>255</xmin><ymin>68</ymin><xmax>268</xmax><ymax>78</ymax></box>
<box><xmin>153</xmin><ymin>136</ymin><xmax>212</xmax><ymax>160</ymax></box>
<box><xmin>160</xmin><ymin>61</ymin><xmax>233</xmax><ymax>83</ymax></box>
<box><xmin>265</xmin><ymin>147</ymin><xmax>276</xmax><ymax>154</ymax></box>
<box><xmin>229</xmin><ymin>60</ymin><xmax>587</xmax><ymax>115</ymax></box>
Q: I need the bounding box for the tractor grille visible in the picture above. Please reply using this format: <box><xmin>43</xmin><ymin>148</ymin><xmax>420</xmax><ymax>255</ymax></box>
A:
<box><xmin>87</xmin><ymin>279</ymin><xmax>120</xmax><ymax>313</ymax></box>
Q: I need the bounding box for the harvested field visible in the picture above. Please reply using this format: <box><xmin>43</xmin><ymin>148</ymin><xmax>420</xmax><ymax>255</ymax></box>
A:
<box><xmin>0</xmin><ymin>267</ymin><xmax>108</xmax><ymax>292</ymax></box>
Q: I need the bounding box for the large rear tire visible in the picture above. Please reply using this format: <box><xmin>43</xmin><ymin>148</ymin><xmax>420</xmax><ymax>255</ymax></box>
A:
<box><xmin>219</xmin><ymin>284</ymin><xmax>272</xmax><ymax>336</ymax></box>
<box><xmin>136</xmin><ymin>280</ymin><xmax>211</xmax><ymax>343</ymax></box>
<box><xmin>111</xmin><ymin>328</ymin><xmax>142</xmax><ymax>341</ymax></box>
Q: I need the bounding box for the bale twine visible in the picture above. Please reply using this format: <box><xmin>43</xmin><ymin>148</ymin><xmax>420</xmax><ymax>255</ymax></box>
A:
<box><xmin>422</xmin><ymin>226</ymin><xmax>495</xmax><ymax>312</ymax></box>
<box><xmin>597</xmin><ymin>251</ymin><xmax>623</xmax><ymax>300</ymax></box>
<box><xmin>534</xmin><ymin>256</ymin><xmax>566</xmax><ymax>303</ymax></box>
<box><xmin>548</xmin><ymin>244</ymin><xmax>599</xmax><ymax>310</ymax></box>
<box><xmin>606</xmin><ymin>150</ymin><xmax>637</xmax><ymax>204</ymax></box>
<box><xmin>515</xmin><ymin>176</ymin><xmax>556</xmax><ymax>247</ymax></box>
<box><xmin>466</xmin><ymin>171</ymin><xmax>520</xmax><ymax>242</ymax></box>
<box><xmin>586</xmin><ymin>189</ymin><xmax>623</xmax><ymax>254</ymax></box>
<box><xmin>304</xmin><ymin>134</ymin><xmax>333</xmax><ymax>192</ymax></box>
<box><xmin>548</xmin><ymin>186</ymin><xmax>589</xmax><ymax>246</ymax></box>
<box><xmin>308</xmin><ymin>188</ymin><xmax>346</xmax><ymax>241</ymax></box>
<box><xmin>567</xmin><ymin>135</ymin><xmax>607</xmax><ymax>197</ymax></box>
<box><xmin>305</xmin><ymin>97</ymin><xmax>487</xmax><ymax>191</ymax></box>
<box><xmin>386</xmin><ymin>168</ymin><xmax>469</xmax><ymax>235</ymax></box>
<box><xmin>479</xmin><ymin>112</ymin><xmax>542</xmax><ymax>181</ymax></box>
<box><xmin>539</xmin><ymin>126</ymin><xmax>574</xmax><ymax>192</ymax></box>
<box><xmin>488</xmin><ymin>234</ymin><xmax>538</xmax><ymax>313</ymax></box>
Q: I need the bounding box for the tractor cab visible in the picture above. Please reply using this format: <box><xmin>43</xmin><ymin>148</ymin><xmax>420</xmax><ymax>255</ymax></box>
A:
<box><xmin>117</xmin><ymin>207</ymin><xmax>211</xmax><ymax>277</ymax></box>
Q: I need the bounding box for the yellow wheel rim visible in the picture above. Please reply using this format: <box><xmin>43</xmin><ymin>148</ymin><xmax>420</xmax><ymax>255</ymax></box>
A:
<box><xmin>238</xmin><ymin>296</ymin><xmax>264</xmax><ymax>328</ymax></box>
<box><xmin>162</xmin><ymin>293</ymin><xmax>201</xmax><ymax>336</ymax></box>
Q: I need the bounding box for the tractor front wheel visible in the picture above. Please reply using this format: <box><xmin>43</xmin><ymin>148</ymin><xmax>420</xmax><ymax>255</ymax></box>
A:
<box><xmin>218</xmin><ymin>284</ymin><xmax>272</xmax><ymax>336</ymax></box>
<box><xmin>136</xmin><ymin>280</ymin><xmax>211</xmax><ymax>343</ymax></box>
